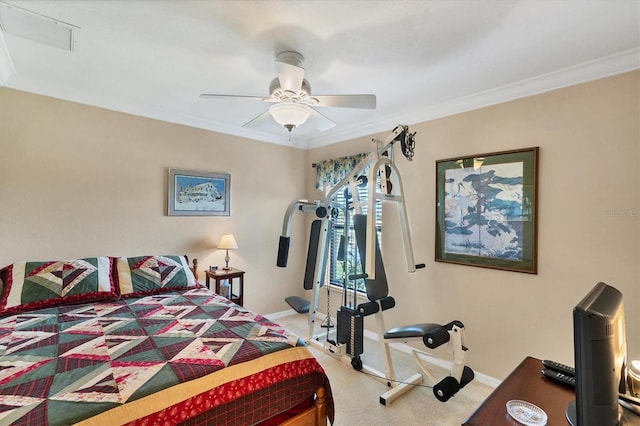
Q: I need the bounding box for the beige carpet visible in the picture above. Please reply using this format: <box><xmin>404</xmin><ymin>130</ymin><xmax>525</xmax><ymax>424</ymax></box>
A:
<box><xmin>274</xmin><ymin>314</ymin><xmax>494</xmax><ymax>426</ymax></box>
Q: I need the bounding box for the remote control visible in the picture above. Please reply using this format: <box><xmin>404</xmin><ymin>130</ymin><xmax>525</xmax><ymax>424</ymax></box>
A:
<box><xmin>542</xmin><ymin>359</ymin><xmax>575</xmax><ymax>376</ymax></box>
<box><xmin>541</xmin><ymin>369</ymin><xmax>576</xmax><ymax>387</ymax></box>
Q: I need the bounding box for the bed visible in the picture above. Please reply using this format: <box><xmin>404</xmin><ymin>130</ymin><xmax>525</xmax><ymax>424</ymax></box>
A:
<box><xmin>0</xmin><ymin>255</ymin><xmax>333</xmax><ymax>425</ymax></box>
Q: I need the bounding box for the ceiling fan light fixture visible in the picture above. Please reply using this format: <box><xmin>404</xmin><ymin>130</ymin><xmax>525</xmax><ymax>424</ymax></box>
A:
<box><xmin>269</xmin><ymin>103</ymin><xmax>311</xmax><ymax>132</ymax></box>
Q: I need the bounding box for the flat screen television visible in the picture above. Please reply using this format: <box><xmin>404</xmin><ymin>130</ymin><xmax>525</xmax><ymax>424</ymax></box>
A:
<box><xmin>567</xmin><ymin>282</ymin><xmax>627</xmax><ymax>426</ymax></box>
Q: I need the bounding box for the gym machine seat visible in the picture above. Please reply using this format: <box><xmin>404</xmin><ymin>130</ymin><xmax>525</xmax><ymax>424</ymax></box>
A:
<box><xmin>285</xmin><ymin>295</ymin><xmax>310</xmax><ymax>314</ymax></box>
<box><xmin>385</xmin><ymin>321</ymin><xmax>462</xmax><ymax>349</ymax></box>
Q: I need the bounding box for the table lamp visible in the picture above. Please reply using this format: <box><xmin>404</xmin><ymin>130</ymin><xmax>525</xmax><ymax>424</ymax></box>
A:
<box><xmin>217</xmin><ymin>233</ymin><xmax>238</xmax><ymax>270</ymax></box>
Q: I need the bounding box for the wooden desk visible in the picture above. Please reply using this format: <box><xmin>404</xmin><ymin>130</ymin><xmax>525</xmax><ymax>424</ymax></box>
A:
<box><xmin>464</xmin><ymin>356</ymin><xmax>574</xmax><ymax>425</ymax></box>
<box><xmin>205</xmin><ymin>268</ymin><xmax>244</xmax><ymax>306</ymax></box>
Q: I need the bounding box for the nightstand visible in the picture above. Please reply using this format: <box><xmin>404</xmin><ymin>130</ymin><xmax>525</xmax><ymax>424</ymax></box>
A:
<box><xmin>205</xmin><ymin>268</ymin><xmax>245</xmax><ymax>306</ymax></box>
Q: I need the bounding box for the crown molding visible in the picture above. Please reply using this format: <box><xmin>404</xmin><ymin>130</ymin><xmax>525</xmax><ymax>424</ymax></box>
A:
<box><xmin>304</xmin><ymin>48</ymin><xmax>640</xmax><ymax>149</ymax></box>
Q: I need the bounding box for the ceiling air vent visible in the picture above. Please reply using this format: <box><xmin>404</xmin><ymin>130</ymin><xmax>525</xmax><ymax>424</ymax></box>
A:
<box><xmin>0</xmin><ymin>1</ymin><xmax>79</xmax><ymax>51</ymax></box>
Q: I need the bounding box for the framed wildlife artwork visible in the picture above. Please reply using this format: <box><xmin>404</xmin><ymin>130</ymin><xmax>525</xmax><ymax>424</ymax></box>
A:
<box><xmin>435</xmin><ymin>147</ymin><xmax>538</xmax><ymax>274</ymax></box>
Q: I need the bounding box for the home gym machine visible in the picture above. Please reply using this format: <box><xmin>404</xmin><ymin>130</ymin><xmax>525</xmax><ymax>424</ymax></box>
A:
<box><xmin>276</xmin><ymin>125</ymin><xmax>474</xmax><ymax>404</ymax></box>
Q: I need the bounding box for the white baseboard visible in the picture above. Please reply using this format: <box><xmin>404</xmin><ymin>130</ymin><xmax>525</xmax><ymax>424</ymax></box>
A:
<box><xmin>266</xmin><ymin>310</ymin><xmax>501</xmax><ymax>389</ymax></box>
<box><xmin>266</xmin><ymin>309</ymin><xmax>297</xmax><ymax>320</ymax></box>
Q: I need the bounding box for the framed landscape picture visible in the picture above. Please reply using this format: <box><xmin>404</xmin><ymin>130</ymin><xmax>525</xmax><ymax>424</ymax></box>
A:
<box><xmin>168</xmin><ymin>169</ymin><xmax>230</xmax><ymax>216</ymax></box>
<box><xmin>435</xmin><ymin>147</ymin><xmax>538</xmax><ymax>273</ymax></box>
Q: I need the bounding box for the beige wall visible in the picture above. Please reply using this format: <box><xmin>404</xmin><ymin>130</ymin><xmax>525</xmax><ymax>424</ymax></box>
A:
<box><xmin>1</xmin><ymin>71</ymin><xmax>638</xmax><ymax>381</ymax></box>
<box><xmin>307</xmin><ymin>71</ymin><xmax>640</xmax><ymax>379</ymax></box>
<box><xmin>0</xmin><ymin>87</ymin><xmax>309</xmax><ymax>315</ymax></box>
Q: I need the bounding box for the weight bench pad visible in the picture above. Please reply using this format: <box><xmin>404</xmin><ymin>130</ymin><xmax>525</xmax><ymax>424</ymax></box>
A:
<box><xmin>384</xmin><ymin>323</ymin><xmax>442</xmax><ymax>339</ymax></box>
<box><xmin>285</xmin><ymin>296</ymin><xmax>310</xmax><ymax>314</ymax></box>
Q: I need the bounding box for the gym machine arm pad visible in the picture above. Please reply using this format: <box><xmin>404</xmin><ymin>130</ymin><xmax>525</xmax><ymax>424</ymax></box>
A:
<box><xmin>277</xmin><ymin>236</ymin><xmax>290</xmax><ymax>267</ymax></box>
<box><xmin>278</xmin><ymin>200</ymin><xmax>326</xmax><ymax>268</ymax></box>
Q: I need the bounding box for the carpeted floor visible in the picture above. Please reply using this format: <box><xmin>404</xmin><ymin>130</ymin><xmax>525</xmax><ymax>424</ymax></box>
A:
<box><xmin>273</xmin><ymin>313</ymin><xmax>495</xmax><ymax>426</ymax></box>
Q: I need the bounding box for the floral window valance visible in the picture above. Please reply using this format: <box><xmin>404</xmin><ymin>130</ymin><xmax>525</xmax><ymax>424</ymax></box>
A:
<box><xmin>315</xmin><ymin>152</ymin><xmax>368</xmax><ymax>191</ymax></box>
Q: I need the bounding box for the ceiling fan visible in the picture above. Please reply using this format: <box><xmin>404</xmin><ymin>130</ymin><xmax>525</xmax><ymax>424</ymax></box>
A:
<box><xmin>199</xmin><ymin>51</ymin><xmax>376</xmax><ymax>134</ymax></box>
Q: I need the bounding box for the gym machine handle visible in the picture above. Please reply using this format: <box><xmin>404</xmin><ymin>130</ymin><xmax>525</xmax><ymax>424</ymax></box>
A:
<box><xmin>277</xmin><ymin>236</ymin><xmax>290</xmax><ymax>267</ymax></box>
<box><xmin>348</xmin><ymin>273</ymin><xmax>369</xmax><ymax>281</ymax></box>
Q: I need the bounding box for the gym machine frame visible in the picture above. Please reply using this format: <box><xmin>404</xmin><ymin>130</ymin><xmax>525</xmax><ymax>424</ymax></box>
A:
<box><xmin>277</xmin><ymin>125</ymin><xmax>474</xmax><ymax>405</ymax></box>
<box><xmin>277</xmin><ymin>125</ymin><xmax>414</xmax><ymax>343</ymax></box>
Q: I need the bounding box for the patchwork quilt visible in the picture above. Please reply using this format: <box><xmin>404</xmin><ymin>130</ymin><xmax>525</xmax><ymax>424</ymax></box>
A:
<box><xmin>0</xmin><ymin>288</ymin><xmax>332</xmax><ymax>425</ymax></box>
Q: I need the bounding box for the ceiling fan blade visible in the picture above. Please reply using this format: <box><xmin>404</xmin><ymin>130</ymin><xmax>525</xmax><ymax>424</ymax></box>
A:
<box><xmin>307</xmin><ymin>108</ymin><xmax>336</xmax><ymax>132</ymax></box>
<box><xmin>275</xmin><ymin>60</ymin><xmax>305</xmax><ymax>93</ymax></box>
<box><xmin>242</xmin><ymin>110</ymin><xmax>273</xmax><ymax>128</ymax></box>
<box><xmin>311</xmin><ymin>94</ymin><xmax>376</xmax><ymax>109</ymax></box>
<box><xmin>199</xmin><ymin>94</ymin><xmax>275</xmax><ymax>102</ymax></box>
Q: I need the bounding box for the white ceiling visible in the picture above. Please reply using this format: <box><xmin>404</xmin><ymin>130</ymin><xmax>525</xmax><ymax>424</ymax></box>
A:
<box><xmin>1</xmin><ymin>0</ymin><xmax>638</xmax><ymax>149</ymax></box>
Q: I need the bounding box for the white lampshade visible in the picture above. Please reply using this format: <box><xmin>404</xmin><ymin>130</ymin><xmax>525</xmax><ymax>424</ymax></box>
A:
<box><xmin>217</xmin><ymin>233</ymin><xmax>238</xmax><ymax>250</ymax></box>
<box><xmin>269</xmin><ymin>103</ymin><xmax>311</xmax><ymax>132</ymax></box>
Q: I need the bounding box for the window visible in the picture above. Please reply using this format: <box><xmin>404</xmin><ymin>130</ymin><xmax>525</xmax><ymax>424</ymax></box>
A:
<box><xmin>315</xmin><ymin>152</ymin><xmax>382</xmax><ymax>294</ymax></box>
<box><xmin>328</xmin><ymin>185</ymin><xmax>382</xmax><ymax>294</ymax></box>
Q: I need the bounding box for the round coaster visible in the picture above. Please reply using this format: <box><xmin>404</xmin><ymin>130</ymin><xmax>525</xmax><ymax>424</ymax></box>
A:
<box><xmin>506</xmin><ymin>399</ymin><xmax>548</xmax><ymax>426</ymax></box>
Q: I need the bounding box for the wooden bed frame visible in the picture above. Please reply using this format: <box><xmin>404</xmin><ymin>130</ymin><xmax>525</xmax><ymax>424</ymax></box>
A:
<box><xmin>280</xmin><ymin>386</ymin><xmax>328</xmax><ymax>426</ymax></box>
